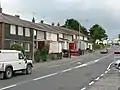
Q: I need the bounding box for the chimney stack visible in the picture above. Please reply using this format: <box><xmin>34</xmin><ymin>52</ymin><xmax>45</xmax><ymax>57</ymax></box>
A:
<box><xmin>0</xmin><ymin>1</ymin><xmax>2</xmax><ymax>13</ymax></box>
<box><xmin>52</xmin><ymin>22</ymin><xmax>54</xmax><ymax>26</ymax></box>
<box><xmin>57</xmin><ymin>23</ymin><xmax>60</xmax><ymax>26</ymax></box>
<box><xmin>15</xmin><ymin>15</ymin><xmax>20</xmax><ymax>18</ymax></box>
<box><xmin>41</xmin><ymin>20</ymin><xmax>44</xmax><ymax>23</ymax></box>
<box><xmin>32</xmin><ymin>17</ymin><xmax>35</xmax><ymax>23</ymax></box>
<box><xmin>0</xmin><ymin>8</ymin><xmax>2</xmax><ymax>13</ymax></box>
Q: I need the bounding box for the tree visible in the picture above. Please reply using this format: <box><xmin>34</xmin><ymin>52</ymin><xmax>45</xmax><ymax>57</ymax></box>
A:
<box><xmin>10</xmin><ymin>44</ymin><xmax>25</xmax><ymax>55</ymax></box>
<box><xmin>62</xmin><ymin>19</ymin><xmax>89</xmax><ymax>35</ymax></box>
<box><xmin>62</xmin><ymin>19</ymin><xmax>80</xmax><ymax>31</ymax></box>
<box><xmin>81</xmin><ymin>26</ymin><xmax>89</xmax><ymax>35</ymax></box>
<box><xmin>89</xmin><ymin>24</ymin><xmax>108</xmax><ymax>43</ymax></box>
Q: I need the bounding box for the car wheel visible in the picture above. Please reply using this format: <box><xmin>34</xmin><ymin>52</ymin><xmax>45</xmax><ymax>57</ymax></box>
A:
<box><xmin>22</xmin><ymin>69</ymin><xmax>27</xmax><ymax>75</ymax></box>
<box><xmin>5</xmin><ymin>67</ymin><xmax>13</xmax><ymax>79</ymax></box>
<box><xmin>26</xmin><ymin>65</ymin><xmax>32</xmax><ymax>74</ymax></box>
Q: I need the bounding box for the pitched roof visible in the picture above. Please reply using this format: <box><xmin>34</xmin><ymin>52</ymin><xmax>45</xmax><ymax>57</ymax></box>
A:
<box><xmin>0</xmin><ymin>13</ymin><xmax>86</xmax><ymax>36</ymax></box>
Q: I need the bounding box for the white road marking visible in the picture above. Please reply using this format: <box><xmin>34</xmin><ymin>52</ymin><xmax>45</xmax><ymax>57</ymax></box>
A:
<box><xmin>105</xmin><ymin>71</ymin><xmax>108</xmax><ymax>74</ymax></box>
<box><xmin>73</xmin><ymin>64</ymin><xmax>87</xmax><ymax>69</ymax></box>
<box><xmin>86</xmin><ymin>61</ymin><xmax>95</xmax><ymax>65</ymax></box>
<box><xmin>0</xmin><ymin>84</ymin><xmax>17</xmax><ymax>90</ymax></box>
<box><xmin>61</xmin><ymin>68</ymin><xmax>72</xmax><ymax>73</ymax></box>
<box><xmin>95</xmin><ymin>77</ymin><xmax>100</xmax><ymax>81</ymax></box>
<box><xmin>107</xmin><ymin>61</ymin><xmax>115</xmax><ymax>70</ymax></box>
<box><xmin>89</xmin><ymin>81</ymin><xmax>94</xmax><ymax>85</ymax></box>
<box><xmin>0</xmin><ymin>53</ymin><xmax>112</xmax><ymax>90</ymax></box>
<box><xmin>95</xmin><ymin>59</ymin><xmax>99</xmax><ymax>62</ymax></box>
<box><xmin>100</xmin><ymin>74</ymin><xmax>104</xmax><ymax>77</ymax></box>
<box><xmin>33</xmin><ymin>73</ymin><xmax>58</xmax><ymax>81</ymax></box>
<box><xmin>81</xmin><ymin>87</ymin><xmax>86</xmax><ymax>90</ymax></box>
<box><xmin>77</xmin><ymin>62</ymin><xmax>81</xmax><ymax>64</ymax></box>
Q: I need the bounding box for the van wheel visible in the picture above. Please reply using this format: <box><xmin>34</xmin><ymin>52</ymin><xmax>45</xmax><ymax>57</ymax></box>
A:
<box><xmin>26</xmin><ymin>65</ymin><xmax>32</xmax><ymax>74</ymax></box>
<box><xmin>5</xmin><ymin>67</ymin><xmax>13</xmax><ymax>79</ymax></box>
<box><xmin>22</xmin><ymin>69</ymin><xmax>27</xmax><ymax>75</ymax></box>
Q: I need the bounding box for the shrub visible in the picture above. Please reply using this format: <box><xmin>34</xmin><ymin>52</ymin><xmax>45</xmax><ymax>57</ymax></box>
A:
<box><xmin>34</xmin><ymin>49</ymin><xmax>41</xmax><ymax>62</ymax></box>
<box><xmin>93</xmin><ymin>44</ymin><xmax>101</xmax><ymax>50</ymax></box>
<box><xmin>10</xmin><ymin>44</ymin><xmax>25</xmax><ymax>55</ymax></box>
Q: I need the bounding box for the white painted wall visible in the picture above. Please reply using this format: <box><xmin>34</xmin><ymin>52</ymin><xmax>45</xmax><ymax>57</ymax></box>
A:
<box><xmin>84</xmin><ymin>37</ymin><xmax>88</xmax><ymax>41</ymax></box>
<box><xmin>77</xmin><ymin>36</ymin><xmax>79</xmax><ymax>39</ymax></box>
<box><xmin>59</xmin><ymin>33</ymin><xmax>63</xmax><ymax>38</ymax></box>
<box><xmin>103</xmin><ymin>40</ymin><xmax>108</xmax><ymax>44</ymax></box>
<box><xmin>46</xmin><ymin>32</ymin><xmax>51</xmax><ymax>40</ymax></box>
<box><xmin>88</xmin><ymin>43</ymin><xmax>93</xmax><ymax>50</ymax></box>
<box><xmin>46</xmin><ymin>32</ymin><xmax>57</xmax><ymax>41</ymax></box>
<box><xmin>64</xmin><ymin>34</ymin><xmax>68</xmax><ymax>39</ymax></box>
<box><xmin>37</xmin><ymin>31</ymin><xmax>44</xmax><ymax>40</ymax></box>
<box><xmin>73</xmin><ymin>35</ymin><xmax>76</xmax><ymax>39</ymax></box>
<box><xmin>81</xmin><ymin>41</ymin><xmax>86</xmax><ymax>50</ymax></box>
<box><xmin>49</xmin><ymin>42</ymin><xmax>62</xmax><ymax>53</ymax></box>
<box><xmin>67</xmin><ymin>35</ymin><xmax>73</xmax><ymax>42</ymax></box>
<box><xmin>63</xmin><ymin>41</ymin><xmax>68</xmax><ymax>50</ymax></box>
<box><xmin>51</xmin><ymin>33</ymin><xmax>57</xmax><ymax>41</ymax></box>
<box><xmin>80</xmin><ymin>36</ymin><xmax>83</xmax><ymax>40</ymax></box>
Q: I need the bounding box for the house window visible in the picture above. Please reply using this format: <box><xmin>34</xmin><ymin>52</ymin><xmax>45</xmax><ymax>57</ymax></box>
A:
<box><xmin>18</xmin><ymin>26</ymin><xmax>23</xmax><ymax>36</ymax></box>
<box><xmin>19</xmin><ymin>43</ymin><xmax>23</xmax><ymax>47</ymax></box>
<box><xmin>25</xmin><ymin>28</ymin><xmax>30</xmax><ymax>37</ymax></box>
<box><xmin>10</xmin><ymin>25</ymin><xmax>16</xmax><ymax>35</ymax></box>
<box><xmin>25</xmin><ymin>43</ymin><xmax>30</xmax><ymax>52</ymax></box>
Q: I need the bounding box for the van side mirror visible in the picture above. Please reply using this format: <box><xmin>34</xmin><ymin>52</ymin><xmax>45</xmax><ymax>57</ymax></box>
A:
<box><xmin>24</xmin><ymin>58</ymin><xmax>27</xmax><ymax>63</ymax></box>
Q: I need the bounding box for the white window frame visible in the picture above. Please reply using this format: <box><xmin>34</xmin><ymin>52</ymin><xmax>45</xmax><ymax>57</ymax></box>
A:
<box><xmin>20</xmin><ymin>43</ymin><xmax>23</xmax><ymax>47</ymax></box>
<box><xmin>25</xmin><ymin>28</ymin><xmax>30</xmax><ymax>37</ymax></box>
<box><xmin>18</xmin><ymin>26</ymin><xmax>23</xmax><ymax>36</ymax></box>
<box><xmin>25</xmin><ymin>43</ymin><xmax>30</xmax><ymax>52</ymax></box>
<box><xmin>10</xmin><ymin>25</ymin><xmax>16</xmax><ymax>35</ymax></box>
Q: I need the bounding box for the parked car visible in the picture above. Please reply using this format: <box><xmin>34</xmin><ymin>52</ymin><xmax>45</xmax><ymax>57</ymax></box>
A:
<box><xmin>100</xmin><ymin>49</ymin><xmax>108</xmax><ymax>54</ymax></box>
<box><xmin>0</xmin><ymin>50</ymin><xmax>33</xmax><ymax>79</ymax></box>
<box><xmin>114</xmin><ymin>50</ymin><xmax>120</xmax><ymax>70</ymax></box>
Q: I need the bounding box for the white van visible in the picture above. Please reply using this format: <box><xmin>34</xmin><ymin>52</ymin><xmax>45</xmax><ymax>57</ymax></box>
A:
<box><xmin>0</xmin><ymin>50</ymin><xmax>33</xmax><ymax>79</ymax></box>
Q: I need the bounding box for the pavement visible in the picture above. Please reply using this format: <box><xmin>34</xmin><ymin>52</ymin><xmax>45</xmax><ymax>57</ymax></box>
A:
<box><xmin>0</xmin><ymin>46</ymin><xmax>117</xmax><ymax>90</ymax></box>
<box><xmin>88</xmin><ymin>68</ymin><xmax>120</xmax><ymax>90</ymax></box>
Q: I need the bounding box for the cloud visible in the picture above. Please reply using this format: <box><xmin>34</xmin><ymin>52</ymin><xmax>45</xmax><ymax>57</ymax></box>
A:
<box><xmin>2</xmin><ymin>0</ymin><xmax>120</xmax><ymax>38</ymax></box>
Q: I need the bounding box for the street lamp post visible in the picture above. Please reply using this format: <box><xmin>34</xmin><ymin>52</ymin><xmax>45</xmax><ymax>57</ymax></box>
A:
<box><xmin>78</xmin><ymin>19</ymin><xmax>89</xmax><ymax>50</ymax></box>
<box><xmin>78</xmin><ymin>23</ymin><xmax>81</xmax><ymax>49</ymax></box>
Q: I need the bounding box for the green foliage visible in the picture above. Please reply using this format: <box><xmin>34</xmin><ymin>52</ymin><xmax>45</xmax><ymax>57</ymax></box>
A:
<box><xmin>34</xmin><ymin>49</ymin><xmax>41</xmax><ymax>62</ymax></box>
<box><xmin>63</xmin><ymin>19</ymin><xmax>80</xmax><ymax>31</ymax></box>
<box><xmin>81</xmin><ymin>26</ymin><xmax>89</xmax><ymax>35</ymax></box>
<box><xmin>62</xmin><ymin>19</ymin><xmax>89</xmax><ymax>35</ymax></box>
<box><xmin>89</xmin><ymin>24</ymin><xmax>108</xmax><ymax>43</ymax></box>
<box><xmin>93</xmin><ymin>44</ymin><xmax>101</xmax><ymax>50</ymax></box>
<box><xmin>41</xmin><ymin>47</ymin><xmax>48</xmax><ymax>62</ymax></box>
<box><xmin>10</xmin><ymin>44</ymin><xmax>25</xmax><ymax>55</ymax></box>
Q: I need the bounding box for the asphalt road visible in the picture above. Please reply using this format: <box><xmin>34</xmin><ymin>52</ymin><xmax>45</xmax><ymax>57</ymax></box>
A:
<box><xmin>0</xmin><ymin>46</ymin><xmax>117</xmax><ymax>90</ymax></box>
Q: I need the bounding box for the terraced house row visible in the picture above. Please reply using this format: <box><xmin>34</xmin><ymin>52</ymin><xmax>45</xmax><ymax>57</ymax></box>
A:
<box><xmin>0</xmin><ymin>7</ymin><xmax>93</xmax><ymax>60</ymax></box>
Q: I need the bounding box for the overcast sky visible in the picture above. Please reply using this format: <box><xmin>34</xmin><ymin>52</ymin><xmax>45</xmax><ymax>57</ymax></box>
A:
<box><xmin>2</xmin><ymin>0</ymin><xmax>120</xmax><ymax>38</ymax></box>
